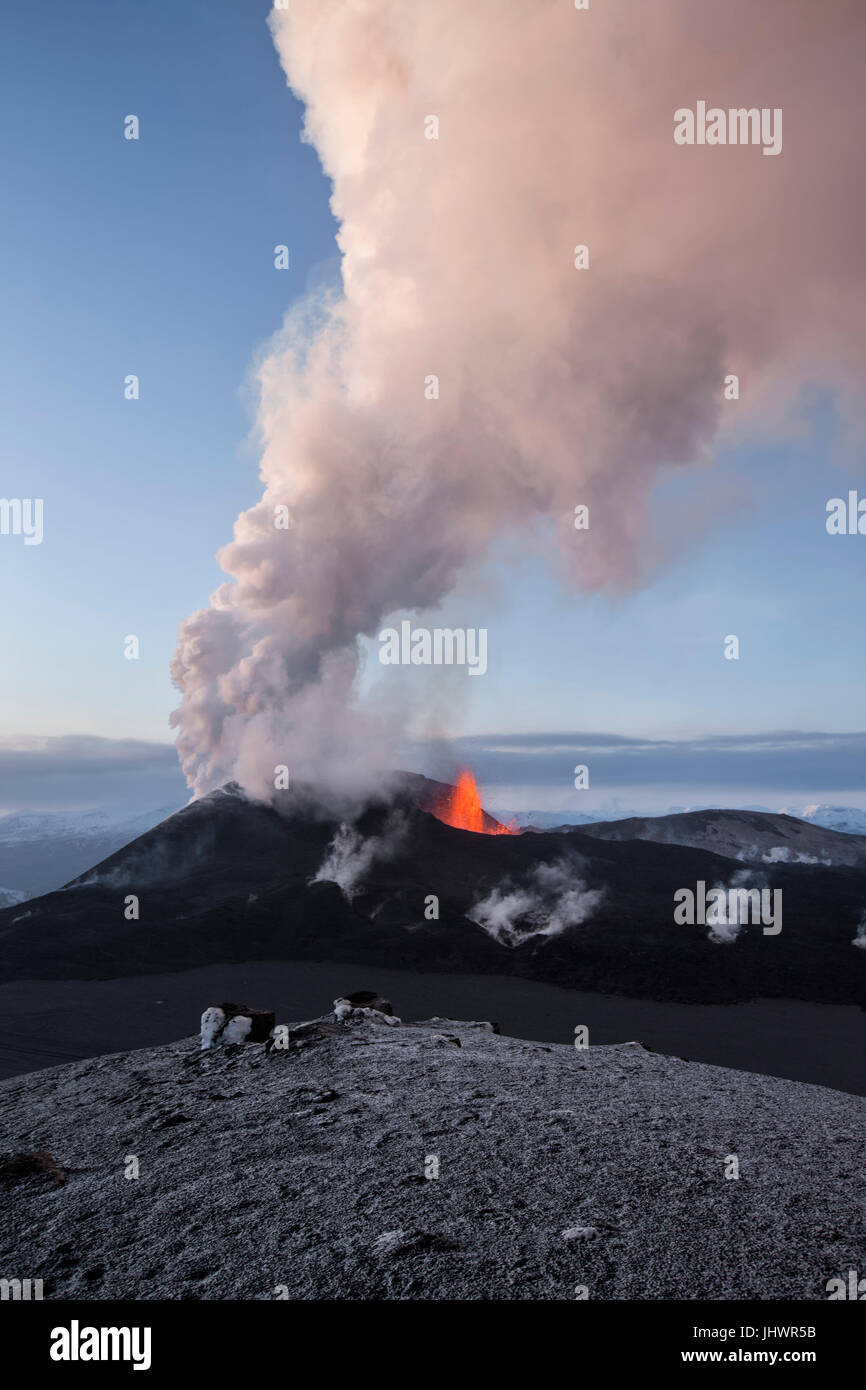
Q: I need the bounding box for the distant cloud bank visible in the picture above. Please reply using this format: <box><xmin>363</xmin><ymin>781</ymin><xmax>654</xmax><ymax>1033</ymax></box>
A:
<box><xmin>414</xmin><ymin>730</ymin><xmax>866</xmax><ymax>813</ymax></box>
<box><xmin>0</xmin><ymin>736</ymin><xmax>187</xmax><ymax>814</ymax></box>
<box><xmin>1</xmin><ymin>729</ymin><xmax>862</xmax><ymax>816</ymax></box>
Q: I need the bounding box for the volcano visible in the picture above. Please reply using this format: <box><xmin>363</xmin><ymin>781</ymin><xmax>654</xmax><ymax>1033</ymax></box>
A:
<box><xmin>0</xmin><ymin>773</ymin><xmax>864</xmax><ymax>1014</ymax></box>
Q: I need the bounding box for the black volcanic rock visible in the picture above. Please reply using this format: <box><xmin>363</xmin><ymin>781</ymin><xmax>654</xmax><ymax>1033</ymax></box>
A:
<box><xmin>0</xmin><ymin>1014</ymin><xmax>863</xmax><ymax>1300</ymax></box>
<box><xmin>580</xmin><ymin>807</ymin><xmax>866</xmax><ymax>869</ymax></box>
<box><xmin>0</xmin><ymin>779</ymin><xmax>864</xmax><ymax>1006</ymax></box>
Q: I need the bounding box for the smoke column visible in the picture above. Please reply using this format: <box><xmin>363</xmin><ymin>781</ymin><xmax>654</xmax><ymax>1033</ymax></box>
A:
<box><xmin>171</xmin><ymin>0</ymin><xmax>866</xmax><ymax>801</ymax></box>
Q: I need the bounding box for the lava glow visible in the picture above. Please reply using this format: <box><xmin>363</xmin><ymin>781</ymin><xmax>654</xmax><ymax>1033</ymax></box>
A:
<box><xmin>433</xmin><ymin>770</ymin><xmax>517</xmax><ymax>835</ymax></box>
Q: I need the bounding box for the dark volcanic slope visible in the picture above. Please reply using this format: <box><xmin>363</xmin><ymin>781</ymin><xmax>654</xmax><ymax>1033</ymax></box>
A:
<box><xmin>0</xmin><ymin>780</ymin><xmax>864</xmax><ymax>1004</ymax></box>
<box><xmin>0</xmin><ymin>1013</ymin><xmax>863</xmax><ymax>1300</ymax></box>
<box><xmin>581</xmin><ymin>808</ymin><xmax>866</xmax><ymax>869</ymax></box>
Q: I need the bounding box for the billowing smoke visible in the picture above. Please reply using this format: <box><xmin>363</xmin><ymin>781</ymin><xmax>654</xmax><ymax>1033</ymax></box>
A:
<box><xmin>171</xmin><ymin>0</ymin><xmax>866</xmax><ymax>801</ymax></box>
<box><xmin>852</xmin><ymin>912</ymin><xmax>866</xmax><ymax>951</ymax></box>
<box><xmin>467</xmin><ymin>856</ymin><xmax>604</xmax><ymax>947</ymax></box>
<box><xmin>312</xmin><ymin>810</ymin><xmax>408</xmax><ymax>899</ymax></box>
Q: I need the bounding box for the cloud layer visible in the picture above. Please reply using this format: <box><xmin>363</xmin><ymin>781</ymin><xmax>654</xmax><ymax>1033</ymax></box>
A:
<box><xmin>432</xmin><ymin>731</ymin><xmax>866</xmax><ymax>796</ymax></box>
<box><xmin>0</xmin><ymin>737</ymin><xmax>186</xmax><ymax>815</ymax></box>
<box><xmin>3</xmin><ymin>730</ymin><xmax>862</xmax><ymax>816</ymax></box>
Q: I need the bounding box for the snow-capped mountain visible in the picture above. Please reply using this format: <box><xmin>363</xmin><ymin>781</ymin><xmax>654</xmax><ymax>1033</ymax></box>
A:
<box><xmin>0</xmin><ymin>806</ymin><xmax>178</xmax><ymax>846</ymax></box>
<box><xmin>492</xmin><ymin>809</ymin><xmax>602</xmax><ymax>830</ymax></box>
<box><xmin>0</xmin><ymin>805</ymin><xmax>179</xmax><ymax>900</ymax></box>
<box><xmin>493</xmin><ymin>809</ymin><xmax>639</xmax><ymax>830</ymax></box>
<box><xmin>780</xmin><ymin>805</ymin><xmax>866</xmax><ymax>836</ymax></box>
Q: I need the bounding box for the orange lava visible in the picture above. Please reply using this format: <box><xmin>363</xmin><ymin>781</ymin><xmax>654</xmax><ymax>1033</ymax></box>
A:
<box><xmin>434</xmin><ymin>769</ymin><xmax>517</xmax><ymax>835</ymax></box>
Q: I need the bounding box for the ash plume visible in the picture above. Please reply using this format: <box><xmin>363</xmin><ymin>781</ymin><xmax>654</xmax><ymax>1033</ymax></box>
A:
<box><xmin>171</xmin><ymin>0</ymin><xmax>866</xmax><ymax>801</ymax></box>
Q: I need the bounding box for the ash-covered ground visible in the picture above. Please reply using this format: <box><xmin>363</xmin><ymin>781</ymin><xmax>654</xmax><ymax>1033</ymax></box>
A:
<box><xmin>0</xmin><ymin>1009</ymin><xmax>863</xmax><ymax>1300</ymax></box>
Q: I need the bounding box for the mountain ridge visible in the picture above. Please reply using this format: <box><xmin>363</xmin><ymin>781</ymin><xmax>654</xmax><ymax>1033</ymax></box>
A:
<box><xmin>1</xmin><ymin>778</ymin><xmax>864</xmax><ymax>1006</ymax></box>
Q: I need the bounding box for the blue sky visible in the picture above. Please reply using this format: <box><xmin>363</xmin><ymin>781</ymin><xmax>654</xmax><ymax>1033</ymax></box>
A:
<box><xmin>0</xmin><ymin>0</ymin><xmax>337</xmax><ymax>745</ymax></box>
<box><xmin>1</xmin><ymin>1</ymin><xmax>863</xmax><ymax>814</ymax></box>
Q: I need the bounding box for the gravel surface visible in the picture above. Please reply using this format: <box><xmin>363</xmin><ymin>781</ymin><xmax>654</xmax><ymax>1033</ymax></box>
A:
<box><xmin>1</xmin><ymin>1013</ymin><xmax>863</xmax><ymax>1300</ymax></box>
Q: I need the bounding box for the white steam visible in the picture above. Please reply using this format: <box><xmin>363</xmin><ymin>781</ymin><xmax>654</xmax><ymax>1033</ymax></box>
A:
<box><xmin>468</xmin><ymin>856</ymin><xmax>604</xmax><ymax>947</ymax></box>
<box><xmin>745</xmin><ymin>845</ymin><xmax>831</xmax><ymax>867</ymax></box>
<box><xmin>706</xmin><ymin>868</ymin><xmax>768</xmax><ymax>944</ymax></box>
<box><xmin>312</xmin><ymin>810</ymin><xmax>408</xmax><ymax>899</ymax></box>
